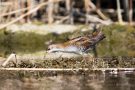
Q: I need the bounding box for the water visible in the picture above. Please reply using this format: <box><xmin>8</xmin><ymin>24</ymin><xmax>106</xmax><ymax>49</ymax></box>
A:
<box><xmin>0</xmin><ymin>71</ymin><xmax>135</xmax><ymax>90</ymax></box>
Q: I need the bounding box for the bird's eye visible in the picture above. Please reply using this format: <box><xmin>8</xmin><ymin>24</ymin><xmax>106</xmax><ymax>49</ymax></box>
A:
<box><xmin>48</xmin><ymin>48</ymin><xmax>50</xmax><ymax>50</ymax></box>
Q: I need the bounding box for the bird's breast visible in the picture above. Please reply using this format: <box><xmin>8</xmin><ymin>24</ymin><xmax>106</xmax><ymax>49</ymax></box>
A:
<box><xmin>64</xmin><ymin>46</ymin><xmax>80</xmax><ymax>52</ymax></box>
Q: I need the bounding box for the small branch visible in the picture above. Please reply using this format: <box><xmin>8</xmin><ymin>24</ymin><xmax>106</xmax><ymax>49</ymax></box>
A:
<box><xmin>86</xmin><ymin>14</ymin><xmax>112</xmax><ymax>25</ymax></box>
<box><xmin>85</xmin><ymin>0</ymin><xmax>91</xmax><ymax>24</ymax></box>
<box><xmin>0</xmin><ymin>2</ymin><xmax>12</xmax><ymax>6</ymax></box>
<box><xmin>116</xmin><ymin>0</ymin><xmax>123</xmax><ymax>24</ymax></box>
<box><xmin>0</xmin><ymin>7</ymin><xmax>31</xmax><ymax>17</ymax></box>
<box><xmin>66</xmin><ymin>0</ymin><xmax>74</xmax><ymax>24</ymax></box>
<box><xmin>72</xmin><ymin>9</ymin><xmax>112</xmax><ymax>25</ymax></box>
<box><xmin>55</xmin><ymin>16</ymin><xmax>69</xmax><ymax>24</ymax></box>
<box><xmin>89</xmin><ymin>0</ymin><xmax>108</xmax><ymax>20</ymax></box>
<box><xmin>129</xmin><ymin>0</ymin><xmax>133</xmax><ymax>24</ymax></box>
<box><xmin>0</xmin><ymin>0</ymin><xmax>62</xmax><ymax>30</ymax></box>
<box><xmin>2</xmin><ymin>53</ymin><xmax>16</xmax><ymax>67</ymax></box>
<box><xmin>122</xmin><ymin>0</ymin><xmax>129</xmax><ymax>21</ymax></box>
<box><xmin>48</xmin><ymin>0</ymin><xmax>54</xmax><ymax>24</ymax></box>
<box><xmin>0</xmin><ymin>2</ymin><xmax>46</xmax><ymax>29</ymax></box>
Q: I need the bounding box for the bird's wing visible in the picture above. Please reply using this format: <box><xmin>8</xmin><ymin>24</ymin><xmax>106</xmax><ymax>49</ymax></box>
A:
<box><xmin>64</xmin><ymin>36</ymin><xmax>94</xmax><ymax>47</ymax></box>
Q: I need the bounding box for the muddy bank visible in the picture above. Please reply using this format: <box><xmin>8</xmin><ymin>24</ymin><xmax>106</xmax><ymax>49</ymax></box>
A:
<box><xmin>2</xmin><ymin>55</ymin><xmax>135</xmax><ymax>68</ymax></box>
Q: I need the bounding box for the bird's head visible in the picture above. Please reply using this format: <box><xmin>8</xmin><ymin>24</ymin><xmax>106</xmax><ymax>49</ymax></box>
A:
<box><xmin>47</xmin><ymin>44</ymin><xmax>62</xmax><ymax>53</ymax></box>
<box><xmin>91</xmin><ymin>24</ymin><xmax>105</xmax><ymax>38</ymax></box>
<box><xmin>48</xmin><ymin>44</ymin><xmax>57</xmax><ymax>50</ymax></box>
<box><xmin>90</xmin><ymin>24</ymin><xmax>106</xmax><ymax>44</ymax></box>
<box><xmin>91</xmin><ymin>24</ymin><xmax>100</xmax><ymax>36</ymax></box>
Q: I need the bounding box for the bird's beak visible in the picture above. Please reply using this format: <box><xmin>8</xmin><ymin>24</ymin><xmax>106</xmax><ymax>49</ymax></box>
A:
<box><xmin>47</xmin><ymin>50</ymin><xmax>51</xmax><ymax>53</ymax></box>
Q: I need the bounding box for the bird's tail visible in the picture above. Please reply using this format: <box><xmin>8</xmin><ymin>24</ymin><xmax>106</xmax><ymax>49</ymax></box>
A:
<box><xmin>92</xmin><ymin>24</ymin><xmax>101</xmax><ymax>37</ymax></box>
<box><xmin>93</xmin><ymin>31</ymin><xmax>105</xmax><ymax>43</ymax></box>
<box><xmin>91</xmin><ymin>24</ymin><xmax>105</xmax><ymax>44</ymax></box>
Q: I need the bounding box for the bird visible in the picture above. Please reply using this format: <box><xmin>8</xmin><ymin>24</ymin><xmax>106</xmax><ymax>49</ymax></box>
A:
<box><xmin>47</xmin><ymin>25</ymin><xmax>105</xmax><ymax>55</ymax></box>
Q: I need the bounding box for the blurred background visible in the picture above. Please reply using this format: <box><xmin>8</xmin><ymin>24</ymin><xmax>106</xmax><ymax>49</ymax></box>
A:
<box><xmin>0</xmin><ymin>0</ymin><xmax>134</xmax><ymax>24</ymax></box>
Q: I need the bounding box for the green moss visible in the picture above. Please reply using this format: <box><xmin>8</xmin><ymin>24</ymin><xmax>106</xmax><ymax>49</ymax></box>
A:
<box><xmin>98</xmin><ymin>24</ymin><xmax>135</xmax><ymax>56</ymax></box>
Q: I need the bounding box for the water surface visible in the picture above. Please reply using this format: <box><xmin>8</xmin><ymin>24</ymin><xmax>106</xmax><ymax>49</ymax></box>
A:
<box><xmin>0</xmin><ymin>71</ymin><xmax>135</xmax><ymax>90</ymax></box>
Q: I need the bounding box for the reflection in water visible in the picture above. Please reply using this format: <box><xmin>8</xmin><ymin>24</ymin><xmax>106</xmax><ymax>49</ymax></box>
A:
<box><xmin>0</xmin><ymin>71</ymin><xmax>135</xmax><ymax>90</ymax></box>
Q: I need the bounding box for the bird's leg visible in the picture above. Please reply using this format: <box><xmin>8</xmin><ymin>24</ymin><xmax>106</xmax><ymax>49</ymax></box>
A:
<box><xmin>43</xmin><ymin>51</ymin><xmax>48</xmax><ymax>59</ymax></box>
<box><xmin>78</xmin><ymin>52</ymin><xmax>87</xmax><ymax>60</ymax></box>
<box><xmin>57</xmin><ymin>51</ymin><xmax>63</xmax><ymax>58</ymax></box>
<box><xmin>93</xmin><ymin>46</ymin><xmax>98</xmax><ymax>57</ymax></box>
<box><xmin>15</xmin><ymin>54</ymin><xmax>17</xmax><ymax>65</ymax></box>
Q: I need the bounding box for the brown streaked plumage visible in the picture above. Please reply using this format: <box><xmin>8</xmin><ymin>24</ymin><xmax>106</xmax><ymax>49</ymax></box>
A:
<box><xmin>47</xmin><ymin>27</ymin><xmax>105</xmax><ymax>54</ymax></box>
